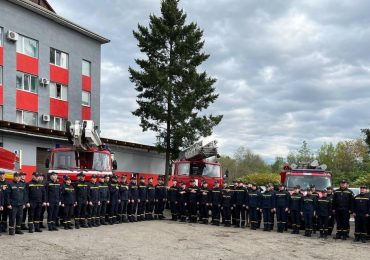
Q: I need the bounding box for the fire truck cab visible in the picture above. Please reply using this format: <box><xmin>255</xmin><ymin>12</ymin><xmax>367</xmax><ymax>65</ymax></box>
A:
<box><xmin>171</xmin><ymin>140</ymin><xmax>224</xmax><ymax>188</ymax></box>
<box><xmin>280</xmin><ymin>160</ymin><xmax>332</xmax><ymax>197</ymax></box>
<box><xmin>45</xmin><ymin>120</ymin><xmax>117</xmax><ymax>182</ymax></box>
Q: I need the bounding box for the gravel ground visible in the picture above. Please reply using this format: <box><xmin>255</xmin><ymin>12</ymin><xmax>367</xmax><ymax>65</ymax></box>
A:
<box><xmin>0</xmin><ymin>216</ymin><xmax>367</xmax><ymax>260</ymax></box>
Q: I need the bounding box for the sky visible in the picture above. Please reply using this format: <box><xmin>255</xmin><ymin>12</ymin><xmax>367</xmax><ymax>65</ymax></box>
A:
<box><xmin>47</xmin><ymin>0</ymin><xmax>370</xmax><ymax>162</ymax></box>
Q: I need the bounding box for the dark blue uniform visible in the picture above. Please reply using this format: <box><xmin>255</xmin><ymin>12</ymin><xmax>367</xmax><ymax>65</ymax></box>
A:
<box><xmin>316</xmin><ymin>195</ymin><xmax>332</xmax><ymax>238</ymax></box>
<box><xmin>221</xmin><ymin>188</ymin><xmax>233</xmax><ymax>227</ymax></box>
<box><xmin>187</xmin><ymin>184</ymin><xmax>199</xmax><ymax>223</ymax></box>
<box><xmin>302</xmin><ymin>194</ymin><xmax>317</xmax><ymax>236</ymax></box>
<box><xmin>168</xmin><ymin>184</ymin><xmax>179</xmax><ymax>220</ymax></box>
<box><xmin>88</xmin><ymin>181</ymin><xmax>100</xmax><ymax>227</ymax></box>
<box><xmin>128</xmin><ymin>182</ymin><xmax>139</xmax><ymax>222</ymax></box>
<box><xmin>74</xmin><ymin>180</ymin><xmax>89</xmax><ymax>228</ymax></box>
<box><xmin>108</xmin><ymin>180</ymin><xmax>120</xmax><ymax>224</ymax></box>
<box><xmin>260</xmin><ymin>190</ymin><xmax>275</xmax><ymax>231</ymax></box>
<box><xmin>232</xmin><ymin>186</ymin><xmax>248</xmax><ymax>228</ymax></box>
<box><xmin>154</xmin><ymin>184</ymin><xmax>167</xmax><ymax>219</ymax></box>
<box><xmin>137</xmin><ymin>182</ymin><xmax>147</xmax><ymax>221</ymax></box>
<box><xmin>98</xmin><ymin>180</ymin><xmax>110</xmax><ymax>224</ymax></box>
<box><xmin>0</xmin><ymin>178</ymin><xmax>9</xmax><ymax>232</ymax></box>
<box><xmin>7</xmin><ymin>180</ymin><xmax>27</xmax><ymax>234</ymax></box>
<box><xmin>26</xmin><ymin>179</ymin><xmax>46</xmax><ymax>232</ymax></box>
<box><xmin>45</xmin><ymin>180</ymin><xmax>61</xmax><ymax>231</ymax></box>
<box><xmin>119</xmin><ymin>181</ymin><xmax>129</xmax><ymax>222</ymax></box>
<box><xmin>274</xmin><ymin>189</ymin><xmax>290</xmax><ymax>232</ymax></box>
<box><xmin>248</xmin><ymin>188</ymin><xmax>261</xmax><ymax>230</ymax></box>
<box><xmin>198</xmin><ymin>185</ymin><xmax>211</xmax><ymax>224</ymax></box>
<box><xmin>353</xmin><ymin>193</ymin><xmax>370</xmax><ymax>242</ymax></box>
<box><xmin>289</xmin><ymin>192</ymin><xmax>303</xmax><ymax>234</ymax></box>
<box><xmin>146</xmin><ymin>183</ymin><xmax>155</xmax><ymax>220</ymax></box>
<box><xmin>61</xmin><ymin>183</ymin><xmax>75</xmax><ymax>229</ymax></box>
<box><xmin>333</xmin><ymin>188</ymin><xmax>354</xmax><ymax>239</ymax></box>
<box><xmin>210</xmin><ymin>186</ymin><xmax>222</xmax><ymax>225</ymax></box>
<box><xmin>178</xmin><ymin>186</ymin><xmax>188</xmax><ymax>222</ymax></box>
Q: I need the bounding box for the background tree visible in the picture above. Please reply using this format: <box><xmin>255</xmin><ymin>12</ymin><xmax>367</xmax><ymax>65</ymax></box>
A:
<box><xmin>129</xmin><ymin>0</ymin><xmax>222</xmax><ymax>181</ymax></box>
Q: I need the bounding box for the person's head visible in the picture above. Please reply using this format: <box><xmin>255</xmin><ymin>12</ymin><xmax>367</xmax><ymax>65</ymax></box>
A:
<box><xmin>181</xmin><ymin>182</ymin><xmax>186</xmax><ymax>189</ymax></box>
<box><xmin>104</xmin><ymin>175</ymin><xmax>110</xmax><ymax>182</ymax></box>
<box><xmin>294</xmin><ymin>185</ymin><xmax>300</xmax><ymax>193</ymax></box>
<box><xmin>306</xmin><ymin>188</ymin><xmax>312</xmax><ymax>195</ymax></box>
<box><xmin>158</xmin><ymin>178</ymin><xmax>164</xmax><ymax>185</ymax></box>
<box><xmin>233</xmin><ymin>180</ymin><xmax>238</xmax><ymax>186</ymax></box>
<box><xmin>32</xmin><ymin>172</ymin><xmax>39</xmax><ymax>181</ymax></box>
<box><xmin>360</xmin><ymin>186</ymin><xmax>367</xmax><ymax>194</ymax></box>
<box><xmin>0</xmin><ymin>171</ymin><xmax>5</xmax><ymax>180</ymax></box>
<box><xmin>172</xmin><ymin>179</ymin><xmax>177</xmax><ymax>186</ymax></box>
<box><xmin>91</xmin><ymin>174</ymin><xmax>97</xmax><ymax>183</ymax></box>
<box><xmin>64</xmin><ymin>176</ymin><xmax>71</xmax><ymax>185</ymax></box>
<box><xmin>50</xmin><ymin>172</ymin><xmax>58</xmax><ymax>182</ymax></box>
<box><xmin>340</xmin><ymin>180</ymin><xmax>348</xmax><ymax>189</ymax></box>
<box><xmin>131</xmin><ymin>176</ymin><xmax>137</xmax><ymax>183</ymax></box>
<box><xmin>237</xmin><ymin>180</ymin><xmax>243</xmax><ymax>187</ymax></box>
<box><xmin>279</xmin><ymin>184</ymin><xmax>284</xmax><ymax>191</ymax></box>
<box><xmin>77</xmin><ymin>172</ymin><xmax>85</xmax><ymax>181</ymax></box>
<box><xmin>202</xmin><ymin>181</ymin><xmax>208</xmax><ymax>188</ymax></box>
<box><xmin>98</xmin><ymin>175</ymin><xmax>104</xmax><ymax>182</ymax></box>
<box><xmin>310</xmin><ymin>185</ymin><xmax>316</xmax><ymax>192</ymax></box>
<box><xmin>112</xmin><ymin>175</ymin><xmax>118</xmax><ymax>182</ymax></box>
<box><xmin>13</xmin><ymin>172</ymin><xmax>20</xmax><ymax>182</ymax></box>
<box><xmin>190</xmin><ymin>179</ymin><xmax>196</xmax><ymax>186</ymax></box>
<box><xmin>121</xmin><ymin>175</ymin><xmax>127</xmax><ymax>182</ymax></box>
<box><xmin>214</xmin><ymin>181</ymin><xmax>219</xmax><ymax>188</ymax></box>
<box><xmin>20</xmin><ymin>172</ymin><xmax>26</xmax><ymax>181</ymax></box>
<box><xmin>251</xmin><ymin>183</ymin><xmax>257</xmax><ymax>190</ymax></box>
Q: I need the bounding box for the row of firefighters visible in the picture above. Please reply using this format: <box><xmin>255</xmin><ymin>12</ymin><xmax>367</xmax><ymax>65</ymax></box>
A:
<box><xmin>0</xmin><ymin>172</ymin><xmax>370</xmax><ymax>243</ymax></box>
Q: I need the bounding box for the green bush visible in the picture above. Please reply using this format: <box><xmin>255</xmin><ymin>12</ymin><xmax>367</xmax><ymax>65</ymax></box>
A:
<box><xmin>240</xmin><ymin>172</ymin><xmax>280</xmax><ymax>186</ymax></box>
<box><xmin>353</xmin><ymin>173</ymin><xmax>370</xmax><ymax>187</ymax></box>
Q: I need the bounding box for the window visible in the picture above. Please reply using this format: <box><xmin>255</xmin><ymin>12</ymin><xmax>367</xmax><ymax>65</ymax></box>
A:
<box><xmin>0</xmin><ymin>27</ymin><xmax>3</xmax><ymax>46</ymax></box>
<box><xmin>50</xmin><ymin>48</ymin><xmax>68</xmax><ymax>68</ymax></box>
<box><xmin>82</xmin><ymin>91</ymin><xmax>91</xmax><ymax>106</ymax></box>
<box><xmin>51</xmin><ymin>116</ymin><xmax>66</xmax><ymax>131</ymax></box>
<box><xmin>0</xmin><ymin>66</ymin><xmax>2</xmax><ymax>85</ymax></box>
<box><xmin>16</xmin><ymin>71</ymin><xmax>38</xmax><ymax>93</ymax></box>
<box><xmin>16</xmin><ymin>35</ymin><xmax>38</xmax><ymax>58</ymax></box>
<box><xmin>82</xmin><ymin>60</ymin><xmax>91</xmax><ymax>77</ymax></box>
<box><xmin>16</xmin><ymin>110</ymin><xmax>37</xmax><ymax>126</ymax></box>
<box><xmin>50</xmin><ymin>82</ymin><xmax>68</xmax><ymax>101</ymax></box>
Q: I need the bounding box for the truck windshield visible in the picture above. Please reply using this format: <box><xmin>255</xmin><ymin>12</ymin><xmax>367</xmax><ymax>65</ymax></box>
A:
<box><xmin>52</xmin><ymin>151</ymin><xmax>111</xmax><ymax>171</ymax></box>
<box><xmin>177</xmin><ymin>162</ymin><xmax>221</xmax><ymax>178</ymax></box>
<box><xmin>285</xmin><ymin>175</ymin><xmax>332</xmax><ymax>191</ymax></box>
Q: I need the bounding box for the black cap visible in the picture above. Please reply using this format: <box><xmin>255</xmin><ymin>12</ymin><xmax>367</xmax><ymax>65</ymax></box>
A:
<box><xmin>20</xmin><ymin>172</ymin><xmax>27</xmax><ymax>176</ymax></box>
<box><xmin>77</xmin><ymin>172</ymin><xmax>84</xmax><ymax>177</ymax></box>
<box><xmin>122</xmin><ymin>175</ymin><xmax>127</xmax><ymax>178</ymax></box>
<box><xmin>0</xmin><ymin>171</ymin><xmax>5</xmax><ymax>175</ymax></box>
<box><xmin>173</xmin><ymin>178</ymin><xmax>177</xmax><ymax>182</ymax></box>
<box><xmin>130</xmin><ymin>176</ymin><xmax>136</xmax><ymax>180</ymax></box>
<box><xmin>306</xmin><ymin>188</ymin><xmax>311</xmax><ymax>192</ymax></box>
<box><xmin>14</xmin><ymin>172</ymin><xmax>20</xmax><ymax>177</ymax></box>
<box><xmin>112</xmin><ymin>175</ymin><xmax>118</xmax><ymax>179</ymax></box>
<box><xmin>201</xmin><ymin>180</ymin><xmax>207</xmax><ymax>184</ymax></box>
<box><xmin>104</xmin><ymin>175</ymin><xmax>110</xmax><ymax>178</ymax></box>
<box><xmin>279</xmin><ymin>183</ymin><xmax>284</xmax><ymax>187</ymax></box>
<box><xmin>50</xmin><ymin>172</ymin><xmax>57</xmax><ymax>176</ymax></box>
<box><xmin>214</xmin><ymin>180</ymin><xmax>219</xmax><ymax>184</ymax></box>
<box><xmin>63</xmin><ymin>175</ymin><xmax>71</xmax><ymax>181</ymax></box>
<box><xmin>310</xmin><ymin>184</ymin><xmax>315</xmax><ymax>188</ymax></box>
<box><xmin>326</xmin><ymin>186</ymin><xmax>332</xmax><ymax>190</ymax></box>
<box><xmin>91</xmin><ymin>174</ymin><xmax>97</xmax><ymax>179</ymax></box>
<box><xmin>294</xmin><ymin>185</ymin><xmax>300</xmax><ymax>189</ymax></box>
<box><xmin>148</xmin><ymin>177</ymin><xmax>153</xmax><ymax>180</ymax></box>
<box><xmin>340</xmin><ymin>179</ymin><xmax>348</xmax><ymax>184</ymax></box>
<box><xmin>140</xmin><ymin>176</ymin><xmax>145</xmax><ymax>180</ymax></box>
<box><xmin>180</xmin><ymin>181</ymin><xmax>185</xmax><ymax>185</ymax></box>
<box><xmin>360</xmin><ymin>185</ymin><xmax>368</xmax><ymax>189</ymax></box>
<box><xmin>190</xmin><ymin>179</ymin><xmax>195</xmax><ymax>183</ymax></box>
<box><xmin>32</xmin><ymin>172</ymin><xmax>40</xmax><ymax>177</ymax></box>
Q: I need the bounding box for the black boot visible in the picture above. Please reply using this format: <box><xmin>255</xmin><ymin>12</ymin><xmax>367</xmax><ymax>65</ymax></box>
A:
<box><xmin>9</xmin><ymin>228</ymin><xmax>15</xmax><ymax>236</ymax></box>
<box><xmin>319</xmin><ymin>231</ymin><xmax>323</xmax><ymax>238</ymax></box>
<box><xmin>52</xmin><ymin>223</ymin><xmax>59</xmax><ymax>231</ymax></box>
<box><xmin>123</xmin><ymin>215</ymin><xmax>129</xmax><ymax>223</ymax></box>
<box><xmin>64</xmin><ymin>223</ymin><xmax>68</xmax><ymax>230</ymax></box>
<box><xmin>307</xmin><ymin>230</ymin><xmax>312</xmax><ymax>237</ymax></box>
<box><xmin>28</xmin><ymin>224</ymin><xmax>34</xmax><ymax>233</ymax></box>
<box><xmin>35</xmin><ymin>223</ymin><xmax>42</xmax><ymax>232</ymax></box>
<box><xmin>21</xmin><ymin>223</ymin><xmax>28</xmax><ymax>230</ymax></box>
<box><xmin>48</xmin><ymin>223</ymin><xmax>53</xmax><ymax>231</ymax></box>
<box><xmin>15</xmin><ymin>227</ymin><xmax>24</xmax><ymax>235</ymax></box>
<box><xmin>354</xmin><ymin>235</ymin><xmax>360</xmax><ymax>242</ymax></box>
<box><xmin>361</xmin><ymin>235</ymin><xmax>366</xmax><ymax>243</ymax></box>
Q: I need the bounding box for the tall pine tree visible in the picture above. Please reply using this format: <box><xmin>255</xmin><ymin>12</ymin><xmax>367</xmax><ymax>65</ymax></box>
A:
<box><xmin>129</xmin><ymin>0</ymin><xmax>222</xmax><ymax>181</ymax></box>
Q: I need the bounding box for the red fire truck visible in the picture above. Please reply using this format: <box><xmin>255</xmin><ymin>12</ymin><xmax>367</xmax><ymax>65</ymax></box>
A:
<box><xmin>170</xmin><ymin>140</ymin><xmax>224</xmax><ymax>188</ymax></box>
<box><xmin>0</xmin><ymin>147</ymin><xmax>19</xmax><ymax>180</ymax></box>
<box><xmin>45</xmin><ymin>120</ymin><xmax>117</xmax><ymax>182</ymax></box>
<box><xmin>280</xmin><ymin>160</ymin><xmax>332</xmax><ymax>197</ymax></box>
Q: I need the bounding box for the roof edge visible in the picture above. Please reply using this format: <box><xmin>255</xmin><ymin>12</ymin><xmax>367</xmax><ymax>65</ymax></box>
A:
<box><xmin>7</xmin><ymin>0</ymin><xmax>110</xmax><ymax>44</ymax></box>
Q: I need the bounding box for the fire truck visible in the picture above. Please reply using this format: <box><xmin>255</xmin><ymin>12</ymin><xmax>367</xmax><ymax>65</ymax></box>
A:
<box><xmin>171</xmin><ymin>140</ymin><xmax>224</xmax><ymax>188</ymax></box>
<box><xmin>0</xmin><ymin>147</ymin><xmax>19</xmax><ymax>180</ymax></box>
<box><xmin>280</xmin><ymin>160</ymin><xmax>332</xmax><ymax>197</ymax></box>
<box><xmin>45</xmin><ymin>120</ymin><xmax>117</xmax><ymax>182</ymax></box>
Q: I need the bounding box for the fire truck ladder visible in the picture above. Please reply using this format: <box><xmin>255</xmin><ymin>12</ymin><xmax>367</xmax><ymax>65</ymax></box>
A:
<box><xmin>179</xmin><ymin>140</ymin><xmax>219</xmax><ymax>161</ymax></box>
<box><xmin>66</xmin><ymin>120</ymin><xmax>102</xmax><ymax>150</ymax></box>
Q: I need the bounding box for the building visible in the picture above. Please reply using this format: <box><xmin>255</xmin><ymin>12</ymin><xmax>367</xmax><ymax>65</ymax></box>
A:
<box><xmin>0</xmin><ymin>0</ymin><xmax>165</xmax><ymax>177</ymax></box>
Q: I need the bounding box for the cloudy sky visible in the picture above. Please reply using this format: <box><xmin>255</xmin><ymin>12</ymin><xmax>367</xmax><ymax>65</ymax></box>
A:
<box><xmin>48</xmin><ymin>0</ymin><xmax>370</xmax><ymax>161</ymax></box>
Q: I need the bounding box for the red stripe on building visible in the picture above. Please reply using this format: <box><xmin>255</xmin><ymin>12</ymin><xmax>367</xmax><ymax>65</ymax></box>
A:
<box><xmin>50</xmin><ymin>98</ymin><xmax>68</xmax><ymax>118</ymax></box>
<box><xmin>82</xmin><ymin>75</ymin><xmax>91</xmax><ymax>91</ymax></box>
<box><xmin>0</xmin><ymin>86</ymin><xmax>3</xmax><ymax>106</ymax></box>
<box><xmin>16</xmin><ymin>90</ymin><xmax>38</xmax><ymax>112</ymax></box>
<box><xmin>0</xmin><ymin>47</ymin><xmax>3</xmax><ymax>66</ymax></box>
<box><xmin>50</xmin><ymin>64</ymin><xmax>69</xmax><ymax>85</ymax></box>
<box><xmin>16</xmin><ymin>53</ymin><xmax>39</xmax><ymax>75</ymax></box>
<box><xmin>82</xmin><ymin>106</ymin><xmax>91</xmax><ymax>120</ymax></box>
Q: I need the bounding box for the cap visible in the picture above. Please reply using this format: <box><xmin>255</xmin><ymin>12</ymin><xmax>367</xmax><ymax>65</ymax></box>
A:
<box><xmin>360</xmin><ymin>185</ymin><xmax>368</xmax><ymax>189</ymax></box>
<box><xmin>63</xmin><ymin>175</ymin><xmax>71</xmax><ymax>181</ymax></box>
<box><xmin>340</xmin><ymin>179</ymin><xmax>348</xmax><ymax>184</ymax></box>
<box><xmin>148</xmin><ymin>177</ymin><xmax>153</xmax><ymax>180</ymax></box>
<box><xmin>140</xmin><ymin>176</ymin><xmax>145</xmax><ymax>180</ymax></box>
<box><xmin>20</xmin><ymin>172</ymin><xmax>27</xmax><ymax>176</ymax></box>
<box><xmin>310</xmin><ymin>184</ymin><xmax>316</xmax><ymax>188</ymax></box>
<box><xmin>173</xmin><ymin>178</ymin><xmax>177</xmax><ymax>182</ymax></box>
<box><xmin>130</xmin><ymin>176</ymin><xmax>136</xmax><ymax>180</ymax></box>
<box><xmin>121</xmin><ymin>175</ymin><xmax>127</xmax><ymax>178</ymax></box>
<box><xmin>77</xmin><ymin>172</ymin><xmax>84</xmax><ymax>177</ymax></box>
<box><xmin>104</xmin><ymin>175</ymin><xmax>110</xmax><ymax>178</ymax></box>
<box><xmin>32</xmin><ymin>172</ymin><xmax>40</xmax><ymax>177</ymax></box>
<box><xmin>326</xmin><ymin>186</ymin><xmax>332</xmax><ymax>190</ymax></box>
<box><xmin>294</xmin><ymin>185</ymin><xmax>300</xmax><ymax>189</ymax></box>
<box><xmin>237</xmin><ymin>179</ymin><xmax>242</xmax><ymax>183</ymax></box>
<box><xmin>306</xmin><ymin>188</ymin><xmax>311</xmax><ymax>192</ymax></box>
<box><xmin>201</xmin><ymin>180</ymin><xmax>207</xmax><ymax>184</ymax></box>
<box><xmin>190</xmin><ymin>179</ymin><xmax>196</xmax><ymax>183</ymax></box>
<box><xmin>0</xmin><ymin>171</ymin><xmax>5</xmax><ymax>175</ymax></box>
<box><xmin>14</xmin><ymin>172</ymin><xmax>20</xmax><ymax>177</ymax></box>
<box><xmin>279</xmin><ymin>183</ymin><xmax>284</xmax><ymax>187</ymax></box>
<box><xmin>50</xmin><ymin>171</ymin><xmax>57</xmax><ymax>176</ymax></box>
<box><xmin>91</xmin><ymin>174</ymin><xmax>97</xmax><ymax>179</ymax></box>
<box><xmin>112</xmin><ymin>175</ymin><xmax>118</xmax><ymax>179</ymax></box>
<box><xmin>214</xmin><ymin>180</ymin><xmax>219</xmax><ymax>184</ymax></box>
<box><xmin>180</xmin><ymin>181</ymin><xmax>186</xmax><ymax>185</ymax></box>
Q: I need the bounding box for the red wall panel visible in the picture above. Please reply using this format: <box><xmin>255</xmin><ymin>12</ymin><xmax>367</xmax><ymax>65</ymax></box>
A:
<box><xmin>82</xmin><ymin>75</ymin><xmax>91</xmax><ymax>91</ymax></box>
<box><xmin>16</xmin><ymin>53</ymin><xmax>38</xmax><ymax>75</ymax></box>
<box><xmin>82</xmin><ymin>106</ymin><xmax>91</xmax><ymax>120</ymax></box>
<box><xmin>50</xmin><ymin>64</ymin><xmax>69</xmax><ymax>85</ymax></box>
<box><xmin>16</xmin><ymin>90</ymin><xmax>38</xmax><ymax>112</ymax></box>
<box><xmin>0</xmin><ymin>47</ymin><xmax>3</xmax><ymax>66</ymax></box>
<box><xmin>50</xmin><ymin>98</ymin><xmax>68</xmax><ymax>118</ymax></box>
<box><xmin>20</xmin><ymin>165</ymin><xmax>37</xmax><ymax>182</ymax></box>
<box><xmin>0</xmin><ymin>86</ymin><xmax>3</xmax><ymax>106</ymax></box>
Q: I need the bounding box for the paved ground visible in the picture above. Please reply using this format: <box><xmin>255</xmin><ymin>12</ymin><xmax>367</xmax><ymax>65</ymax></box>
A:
<box><xmin>0</xmin><ymin>217</ymin><xmax>368</xmax><ymax>260</ymax></box>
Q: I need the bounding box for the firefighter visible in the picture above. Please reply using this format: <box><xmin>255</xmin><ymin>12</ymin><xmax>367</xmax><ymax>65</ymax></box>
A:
<box><xmin>99</xmin><ymin>175</ymin><xmax>110</xmax><ymax>225</ymax></box>
<box><xmin>260</xmin><ymin>184</ymin><xmax>275</xmax><ymax>231</ymax></box>
<box><xmin>168</xmin><ymin>178</ymin><xmax>179</xmax><ymax>221</ymax></box>
<box><xmin>230</xmin><ymin>180</ymin><xmax>238</xmax><ymax>225</ymax></box>
<box><xmin>333</xmin><ymin>180</ymin><xmax>354</xmax><ymax>240</ymax></box>
<box><xmin>128</xmin><ymin>176</ymin><xmax>139</xmax><ymax>222</ymax></box>
<box><xmin>137</xmin><ymin>176</ymin><xmax>147</xmax><ymax>221</ymax></box>
<box><xmin>187</xmin><ymin>179</ymin><xmax>199</xmax><ymax>223</ymax></box>
<box><xmin>108</xmin><ymin>174</ymin><xmax>120</xmax><ymax>224</ymax></box>
<box><xmin>302</xmin><ymin>188</ymin><xmax>317</xmax><ymax>237</ymax></box>
<box><xmin>310</xmin><ymin>185</ymin><xmax>320</xmax><ymax>234</ymax></box>
<box><xmin>155</xmin><ymin>177</ymin><xmax>167</xmax><ymax>220</ymax></box>
<box><xmin>316</xmin><ymin>189</ymin><xmax>332</xmax><ymax>239</ymax></box>
<box><xmin>26</xmin><ymin>172</ymin><xmax>46</xmax><ymax>233</ymax></box>
<box><xmin>0</xmin><ymin>171</ymin><xmax>9</xmax><ymax>233</ymax></box>
<box><xmin>198</xmin><ymin>180</ymin><xmax>211</xmax><ymax>224</ymax></box>
<box><xmin>275</xmin><ymin>184</ymin><xmax>290</xmax><ymax>233</ymax></box>
<box><xmin>88</xmin><ymin>174</ymin><xmax>100</xmax><ymax>227</ymax></box>
<box><xmin>248</xmin><ymin>183</ymin><xmax>261</xmax><ymax>230</ymax></box>
<box><xmin>74</xmin><ymin>172</ymin><xmax>89</xmax><ymax>229</ymax></box>
<box><xmin>233</xmin><ymin>180</ymin><xmax>248</xmax><ymax>228</ymax></box>
<box><xmin>289</xmin><ymin>185</ymin><xmax>303</xmax><ymax>234</ymax></box>
<box><xmin>210</xmin><ymin>180</ymin><xmax>222</xmax><ymax>226</ymax></box>
<box><xmin>61</xmin><ymin>176</ymin><xmax>76</xmax><ymax>230</ymax></box>
<box><xmin>45</xmin><ymin>172</ymin><xmax>61</xmax><ymax>231</ymax></box>
<box><xmin>221</xmin><ymin>184</ymin><xmax>233</xmax><ymax>227</ymax></box>
<box><xmin>119</xmin><ymin>175</ymin><xmax>129</xmax><ymax>223</ymax></box>
<box><xmin>353</xmin><ymin>186</ymin><xmax>370</xmax><ymax>243</ymax></box>
<box><xmin>178</xmin><ymin>182</ymin><xmax>188</xmax><ymax>222</ymax></box>
<box><xmin>20</xmin><ymin>172</ymin><xmax>28</xmax><ymax>230</ymax></box>
<box><xmin>145</xmin><ymin>177</ymin><xmax>155</xmax><ymax>220</ymax></box>
<box><xmin>6</xmin><ymin>172</ymin><xmax>27</xmax><ymax>235</ymax></box>
<box><xmin>326</xmin><ymin>187</ymin><xmax>335</xmax><ymax>235</ymax></box>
